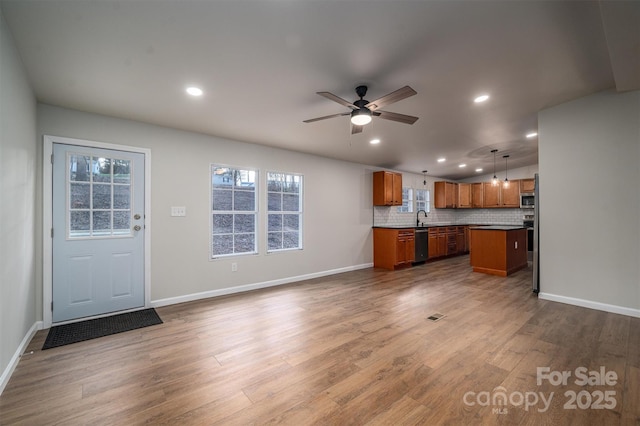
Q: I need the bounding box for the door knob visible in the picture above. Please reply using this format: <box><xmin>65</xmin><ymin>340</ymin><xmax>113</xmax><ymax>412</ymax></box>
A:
<box><xmin>134</xmin><ymin>214</ymin><xmax>141</xmax><ymax>220</ymax></box>
<box><xmin>133</xmin><ymin>225</ymin><xmax>142</xmax><ymax>231</ymax></box>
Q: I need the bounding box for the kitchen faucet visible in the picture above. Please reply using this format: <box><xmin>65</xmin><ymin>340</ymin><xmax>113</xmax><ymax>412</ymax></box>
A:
<box><xmin>416</xmin><ymin>209</ymin><xmax>428</xmax><ymax>227</ymax></box>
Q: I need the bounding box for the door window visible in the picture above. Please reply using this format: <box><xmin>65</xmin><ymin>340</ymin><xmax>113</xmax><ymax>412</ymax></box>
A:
<box><xmin>68</xmin><ymin>153</ymin><xmax>132</xmax><ymax>238</ymax></box>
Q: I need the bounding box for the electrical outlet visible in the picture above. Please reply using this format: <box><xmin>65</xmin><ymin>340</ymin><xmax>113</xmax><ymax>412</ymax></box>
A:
<box><xmin>231</xmin><ymin>262</ymin><xmax>238</xmax><ymax>272</ymax></box>
<box><xmin>171</xmin><ymin>206</ymin><xmax>186</xmax><ymax>217</ymax></box>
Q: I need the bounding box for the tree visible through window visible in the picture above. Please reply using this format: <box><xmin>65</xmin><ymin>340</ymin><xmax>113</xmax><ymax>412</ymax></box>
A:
<box><xmin>267</xmin><ymin>172</ymin><xmax>303</xmax><ymax>252</ymax></box>
<box><xmin>211</xmin><ymin>165</ymin><xmax>257</xmax><ymax>257</ymax></box>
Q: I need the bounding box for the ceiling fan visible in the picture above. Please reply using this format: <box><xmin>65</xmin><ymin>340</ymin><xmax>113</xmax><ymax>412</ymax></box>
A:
<box><xmin>303</xmin><ymin>85</ymin><xmax>419</xmax><ymax>134</ymax></box>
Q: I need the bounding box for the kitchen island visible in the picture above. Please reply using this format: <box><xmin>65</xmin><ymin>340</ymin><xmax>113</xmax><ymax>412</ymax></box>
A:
<box><xmin>469</xmin><ymin>226</ymin><xmax>528</xmax><ymax>276</ymax></box>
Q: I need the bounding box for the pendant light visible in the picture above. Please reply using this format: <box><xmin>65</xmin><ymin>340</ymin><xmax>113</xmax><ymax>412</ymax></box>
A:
<box><xmin>503</xmin><ymin>155</ymin><xmax>510</xmax><ymax>188</ymax></box>
<box><xmin>491</xmin><ymin>149</ymin><xmax>499</xmax><ymax>186</ymax></box>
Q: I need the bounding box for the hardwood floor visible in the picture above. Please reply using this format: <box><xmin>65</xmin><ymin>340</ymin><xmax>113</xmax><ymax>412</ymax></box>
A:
<box><xmin>1</xmin><ymin>256</ymin><xmax>639</xmax><ymax>425</ymax></box>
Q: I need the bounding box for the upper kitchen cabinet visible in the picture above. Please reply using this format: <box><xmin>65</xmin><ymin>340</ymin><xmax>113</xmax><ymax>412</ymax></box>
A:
<box><xmin>483</xmin><ymin>180</ymin><xmax>520</xmax><ymax>207</ymax></box>
<box><xmin>434</xmin><ymin>181</ymin><xmax>458</xmax><ymax>208</ymax></box>
<box><xmin>458</xmin><ymin>183</ymin><xmax>472</xmax><ymax>208</ymax></box>
<box><xmin>373</xmin><ymin>171</ymin><xmax>402</xmax><ymax>206</ymax></box>
<box><xmin>471</xmin><ymin>183</ymin><xmax>484</xmax><ymax>208</ymax></box>
<box><xmin>520</xmin><ymin>178</ymin><xmax>535</xmax><ymax>193</ymax></box>
<box><xmin>483</xmin><ymin>182</ymin><xmax>501</xmax><ymax>208</ymax></box>
<box><xmin>501</xmin><ymin>180</ymin><xmax>521</xmax><ymax>207</ymax></box>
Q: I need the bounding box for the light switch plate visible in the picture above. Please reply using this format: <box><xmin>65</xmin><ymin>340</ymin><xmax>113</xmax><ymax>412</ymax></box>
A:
<box><xmin>171</xmin><ymin>206</ymin><xmax>186</xmax><ymax>217</ymax></box>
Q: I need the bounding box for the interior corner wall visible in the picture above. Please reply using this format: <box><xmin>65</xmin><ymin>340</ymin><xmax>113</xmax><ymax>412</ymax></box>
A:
<box><xmin>538</xmin><ymin>89</ymin><xmax>640</xmax><ymax>314</ymax></box>
<box><xmin>0</xmin><ymin>11</ymin><xmax>38</xmax><ymax>391</ymax></box>
<box><xmin>36</xmin><ymin>104</ymin><xmax>375</xmax><ymax>304</ymax></box>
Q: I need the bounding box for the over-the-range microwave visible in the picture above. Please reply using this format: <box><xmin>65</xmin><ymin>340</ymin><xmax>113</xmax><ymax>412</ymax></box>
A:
<box><xmin>520</xmin><ymin>193</ymin><xmax>535</xmax><ymax>209</ymax></box>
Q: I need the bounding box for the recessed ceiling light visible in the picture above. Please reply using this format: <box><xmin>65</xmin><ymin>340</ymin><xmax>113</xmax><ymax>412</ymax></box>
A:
<box><xmin>459</xmin><ymin>164</ymin><xmax>467</xmax><ymax>168</ymax></box>
<box><xmin>474</xmin><ymin>94</ymin><xmax>490</xmax><ymax>103</ymax></box>
<box><xmin>186</xmin><ymin>86</ymin><xmax>203</xmax><ymax>97</ymax></box>
<box><xmin>369</xmin><ymin>138</ymin><xmax>380</xmax><ymax>145</ymax></box>
<box><xmin>437</xmin><ymin>158</ymin><xmax>446</xmax><ymax>163</ymax></box>
<box><xmin>475</xmin><ymin>168</ymin><xmax>483</xmax><ymax>172</ymax></box>
<box><xmin>526</xmin><ymin>132</ymin><xmax>538</xmax><ymax>139</ymax></box>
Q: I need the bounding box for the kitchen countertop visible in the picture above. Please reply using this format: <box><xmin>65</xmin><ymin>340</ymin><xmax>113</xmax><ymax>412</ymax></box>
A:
<box><xmin>468</xmin><ymin>225</ymin><xmax>527</xmax><ymax>231</ymax></box>
<box><xmin>372</xmin><ymin>223</ymin><xmax>521</xmax><ymax>230</ymax></box>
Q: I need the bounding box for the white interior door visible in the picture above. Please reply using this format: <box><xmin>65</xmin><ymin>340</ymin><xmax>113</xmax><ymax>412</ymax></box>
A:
<box><xmin>52</xmin><ymin>143</ymin><xmax>145</xmax><ymax>322</ymax></box>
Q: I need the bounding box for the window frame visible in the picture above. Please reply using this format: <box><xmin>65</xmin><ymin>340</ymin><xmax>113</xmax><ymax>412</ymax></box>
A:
<box><xmin>266</xmin><ymin>171</ymin><xmax>304</xmax><ymax>253</ymax></box>
<box><xmin>210</xmin><ymin>164</ymin><xmax>259</xmax><ymax>259</ymax></box>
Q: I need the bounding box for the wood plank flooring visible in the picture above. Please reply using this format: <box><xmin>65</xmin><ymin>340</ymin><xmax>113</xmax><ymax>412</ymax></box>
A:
<box><xmin>1</xmin><ymin>256</ymin><xmax>639</xmax><ymax>425</ymax></box>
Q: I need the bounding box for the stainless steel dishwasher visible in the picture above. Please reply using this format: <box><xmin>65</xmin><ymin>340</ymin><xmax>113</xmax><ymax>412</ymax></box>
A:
<box><xmin>414</xmin><ymin>228</ymin><xmax>429</xmax><ymax>263</ymax></box>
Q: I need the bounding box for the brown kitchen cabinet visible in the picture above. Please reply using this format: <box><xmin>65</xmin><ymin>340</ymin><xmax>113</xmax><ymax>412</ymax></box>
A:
<box><xmin>483</xmin><ymin>181</ymin><xmax>520</xmax><ymax>207</ymax></box>
<box><xmin>471</xmin><ymin>183</ymin><xmax>484</xmax><ymax>208</ymax></box>
<box><xmin>446</xmin><ymin>227</ymin><xmax>457</xmax><ymax>255</ymax></box>
<box><xmin>464</xmin><ymin>226</ymin><xmax>470</xmax><ymax>252</ymax></box>
<box><xmin>520</xmin><ymin>178</ymin><xmax>535</xmax><ymax>193</ymax></box>
<box><xmin>458</xmin><ymin>183</ymin><xmax>472</xmax><ymax>208</ymax></box>
<box><xmin>373</xmin><ymin>171</ymin><xmax>402</xmax><ymax>206</ymax></box>
<box><xmin>373</xmin><ymin>228</ymin><xmax>415</xmax><ymax>270</ymax></box>
<box><xmin>456</xmin><ymin>226</ymin><xmax>466</xmax><ymax>254</ymax></box>
<box><xmin>428</xmin><ymin>227</ymin><xmax>447</xmax><ymax>259</ymax></box>
<box><xmin>501</xmin><ymin>180</ymin><xmax>521</xmax><ymax>207</ymax></box>
<box><xmin>483</xmin><ymin>182</ymin><xmax>501</xmax><ymax>207</ymax></box>
<box><xmin>434</xmin><ymin>181</ymin><xmax>458</xmax><ymax>208</ymax></box>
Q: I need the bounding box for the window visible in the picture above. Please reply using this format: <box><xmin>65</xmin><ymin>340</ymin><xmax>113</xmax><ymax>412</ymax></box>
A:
<box><xmin>416</xmin><ymin>188</ymin><xmax>431</xmax><ymax>213</ymax></box>
<box><xmin>397</xmin><ymin>187</ymin><xmax>413</xmax><ymax>213</ymax></box>
<box><xmin>68</xmin><ymin>153</ymin><xmax>132</xmax><ymax>238</ymax></box>
<box><xmin>211</xmin><ymin>165</ymin><xmax>257</xmax><ymax>257</ymax></box>
<box><xmin>267</xmin><ymin>172</ymin><xmax>303</xmax><ymax>252</ymax></box>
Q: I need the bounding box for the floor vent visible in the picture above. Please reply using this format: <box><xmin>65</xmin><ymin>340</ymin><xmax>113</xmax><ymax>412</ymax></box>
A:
<box><xmin>427</xmin><ymin>313</ymin><xmax>445</xmax><ymax>322</ymax></box>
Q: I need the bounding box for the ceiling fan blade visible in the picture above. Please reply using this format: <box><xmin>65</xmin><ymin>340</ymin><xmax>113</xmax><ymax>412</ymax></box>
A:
<box><xmin>375</xmin><ymin>110</ymin><xmax>419</xmax><ymax>125</ymax></box>
<box><xmin>303</xmin><ymin>112</ymin><xmax>350</xmax><ymax>123</ymax></box>
<box><xmin>351</xmin><ymin>124</ymin><xmax>363</xmax><ymax>134</ymax></box>
<box><xmin>365</xmin><ymin>86</ymin><xmax>417</xmax><ymax>111</ymax></box>
<box><xmin>317</xmin><ymin>92</ymin><xmax>358</xmax><ymax>110</ymax></box>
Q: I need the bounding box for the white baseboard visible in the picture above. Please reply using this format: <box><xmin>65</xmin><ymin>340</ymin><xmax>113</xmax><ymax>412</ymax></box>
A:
<box><xmin>0</xmin><ymin>321</ymin><xmax>43</xmax><ymax>396</ymax></box>
<box><xmin>539</xmin><ymin>292</ymin><xmax>640</xmax><ymax>318</ymax></box>
<box><xmin>151</xmin><ymin>263</ymin><xmax>373</xmax><ymax>308</ymax></box>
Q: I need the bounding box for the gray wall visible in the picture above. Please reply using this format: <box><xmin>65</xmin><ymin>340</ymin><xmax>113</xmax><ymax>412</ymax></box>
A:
<box><xmin>37</xmin><ymin>104</ymin><xmax>375</xmax><ymax>305</ymax></box>
<box><xmin>538</xmin><ymin>89</ymin><xmax>640</xmax><ymax>313</ymax></box>
<box><xmin>0</xmin><ymin>11</ymin><xmax>38</xmax><ymax>390</ymax></box>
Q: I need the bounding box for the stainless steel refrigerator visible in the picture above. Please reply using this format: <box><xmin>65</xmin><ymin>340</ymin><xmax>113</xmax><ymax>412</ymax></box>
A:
<box><xmin>532</xmin><ymin>173</ymin><xmax>540</xmax><ymax>293</ymax></box>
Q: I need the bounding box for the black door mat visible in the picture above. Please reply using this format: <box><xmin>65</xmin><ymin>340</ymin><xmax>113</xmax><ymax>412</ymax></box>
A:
<box><xmin>42</xmin><ymin>308</ymin><xmax>163</xmax><ymax>350</ymax></box>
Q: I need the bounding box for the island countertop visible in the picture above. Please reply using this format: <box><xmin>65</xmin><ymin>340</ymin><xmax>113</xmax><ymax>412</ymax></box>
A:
<box><xmin>468</xmin><ymin>225</ymin><xmax>526</xmax><ymax>231</ymax></box>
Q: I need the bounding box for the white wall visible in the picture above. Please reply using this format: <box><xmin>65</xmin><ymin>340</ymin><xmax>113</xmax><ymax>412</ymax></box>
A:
<box><xmin>538</xmin><ymin>89</ymin><xmax>640</xmax><ymax>315</ymax></box>
<box><xmin>0</xmin><ymin>11</ymin><xmax>38</xmax><ymax>392</ymax></box>
<box><xmin>37</xmin><ymin>104</ymin><xmax>375</xmax><ymax>305</ymax></box>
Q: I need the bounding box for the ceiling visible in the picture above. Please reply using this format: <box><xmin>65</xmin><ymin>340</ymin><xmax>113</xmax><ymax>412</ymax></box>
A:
<box><xmin>1</xmin><ymin>0</ymin><xmax>638</xmax><ymax>180</ymax></box>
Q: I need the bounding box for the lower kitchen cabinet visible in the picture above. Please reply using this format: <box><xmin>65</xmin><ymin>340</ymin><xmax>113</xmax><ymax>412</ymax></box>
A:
<box><xmin>456</xmin><ymin>226</ymin><xmax>466</xmax><ymax>254</ymax></box>
<box><xmin>373</xmin><ymin>228</ymin><xmax>415</xmax><ymax>270</ymax></box>
<box><xmin>375</xmin><ymin>225</ymin><xmax>470</xmax><ymax>269</ymax></box>
<box><xmin>428</xmin><ymin>226</ymin><xmax>469</xmax><ymax>259</ymax></box>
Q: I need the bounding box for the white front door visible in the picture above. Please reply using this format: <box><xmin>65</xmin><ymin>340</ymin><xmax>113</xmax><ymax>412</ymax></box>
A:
<box><xmin>52</xmin><ymin>143</ymin><xmax>145</xmax><ymax>322</ymax></box>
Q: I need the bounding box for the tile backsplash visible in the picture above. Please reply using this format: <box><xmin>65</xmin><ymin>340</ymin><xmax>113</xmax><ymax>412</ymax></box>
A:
<box><xmin>373</xmin><ymin>206</ymin><xmax>525</xmax><ymax>227</ymax></box>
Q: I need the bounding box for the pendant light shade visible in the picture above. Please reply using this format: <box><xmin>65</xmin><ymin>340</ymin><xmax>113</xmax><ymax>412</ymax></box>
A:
<box><xmin>503</xmin><ymin>155</ymin><xmax>510</xmax><ymax>188</ymax></box>
<box><xmin>491</xmin><ymin>149</ymin><xmax>499</xmax><ymax>186</ymax></box>
<box><xmin>350</xmin><ymin>108</ymin><xmax>372</xmax><ymax>126</ymax></box>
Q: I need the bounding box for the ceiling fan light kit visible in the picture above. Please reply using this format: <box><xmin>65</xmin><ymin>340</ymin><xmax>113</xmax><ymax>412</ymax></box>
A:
<box><xmin>304</xmin><ymin>85</ymin><xmax>418</xmax><ymax>134</ymax></box>
<box><xmin>351</xmin><ymin>108</ymin><xmax>372</xmax><ymax>126</ymax></box>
